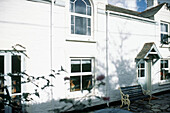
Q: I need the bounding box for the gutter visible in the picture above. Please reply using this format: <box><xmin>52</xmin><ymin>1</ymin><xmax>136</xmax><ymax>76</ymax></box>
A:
<box><xmin>107</xmin><ymin>10</ymin><xmax>157</xmax><ymax>24</ymax></box>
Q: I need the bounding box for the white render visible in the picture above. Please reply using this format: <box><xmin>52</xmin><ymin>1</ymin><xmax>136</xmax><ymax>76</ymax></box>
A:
<box><xmin>0</xmin><ymin>0</ymin><xmax>170</xmax><ymax>112</ymax></box>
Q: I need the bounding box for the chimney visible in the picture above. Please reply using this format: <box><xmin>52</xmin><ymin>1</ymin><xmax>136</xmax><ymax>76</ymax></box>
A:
<box><xmin>153</xmin><ymin>0</ymin><xmax>158</xmax><ymax>6</ymax></box>
<box><xmin>147</xmin><ymin>0</ymin><xmax>158</xmax><ymax>8</ymax></box>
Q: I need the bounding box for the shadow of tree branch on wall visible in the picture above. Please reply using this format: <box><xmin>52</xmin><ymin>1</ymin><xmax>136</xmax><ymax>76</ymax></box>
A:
<box><xmin>109</xmin><ymin>28</ymin><xmax>138</xmax><ymax>87</ymax></box>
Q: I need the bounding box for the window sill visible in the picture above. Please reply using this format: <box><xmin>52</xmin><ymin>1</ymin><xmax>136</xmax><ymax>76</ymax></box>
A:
<box><xmin>67</xmin><ymin>90</ymin><xmax>94</xmax><ymax>99</ymax></box>
<box><xmin>159</xmin><ymin>44</ymin><xmax>170</xmax><ymax>48</ymax></box>
<box><xmin>66</xmin><ymin>38</ymin><xmax>96</xmax><ymax>43</ymax></box>
<box><xmin>159</xmin><ymin>80</ymin><xmax>170</xmax><ymax>85</ymax></box>
<box><xmin>11</xmin><ymin>93</ymin><xmax>21</xmax><ymax>96</ymax></box>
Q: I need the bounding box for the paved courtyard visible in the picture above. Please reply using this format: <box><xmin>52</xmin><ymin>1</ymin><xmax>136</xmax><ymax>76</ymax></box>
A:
<box><xmin>89</xmin><ymin>90</ymin><xmax>170</xmax><ymax>113</ymax></box>
<box><xmin>116</xmin><ymin>92</ymin><xmax>170</xmax><ymax>113</ymax></box>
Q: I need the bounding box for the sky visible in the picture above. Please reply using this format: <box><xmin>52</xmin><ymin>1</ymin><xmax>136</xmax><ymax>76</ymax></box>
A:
<box><xmin>108</xmin><ymin>0</ymin><xmax>147</xmax><ymax>12</ymax></box>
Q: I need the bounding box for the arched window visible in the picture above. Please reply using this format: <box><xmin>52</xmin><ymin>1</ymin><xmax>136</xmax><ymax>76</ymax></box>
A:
<box><xmin>70</xmin><ymin>0</ymin><xmax>92</xmax><ymax>36</ymax></box>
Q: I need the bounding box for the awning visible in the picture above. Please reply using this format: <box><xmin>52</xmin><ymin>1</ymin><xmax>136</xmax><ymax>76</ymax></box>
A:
<box><xmin>135</xmin><ymin>42</ymin><xmax>162</xmax><ymax>60</ymax></box>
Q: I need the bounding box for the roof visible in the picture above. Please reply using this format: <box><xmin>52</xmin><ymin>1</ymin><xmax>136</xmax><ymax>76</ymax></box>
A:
<box><xmin>135</xmin><ymin>42</ymin><xmax>162</xmax><ymax>60</ymax></box>
<box><xmin>106</xmin><ymin>4</ymin><xmax>140</xmax><ymax>17</ymax></box>
<box><xmin>106</xmin><ymin>3</ymin><xmax>166</xmax><ymax>19</ymax></box>
<box><xmin>139</xmin><ymin>3</ymin><xmax>165</xmax><ymax>18</ymax></box>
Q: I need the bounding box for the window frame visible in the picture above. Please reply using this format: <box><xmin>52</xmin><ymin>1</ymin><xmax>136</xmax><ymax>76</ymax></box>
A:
<box><xmin>137</xmin><ymin>60</ymin><xmax>145</xmax><ymax>78</ymax></box>
<box><xmin>10</xmin><ymin>54</ymin><xmax>23</xmax><ymax>97</ymax></box>
<box><xmin>160</xmin><ymin>59</ymin><xmax>170</xmax><ymax>83</ymax></box>
<box><xmin>70</xmin><ymin>57</ymin><xmax>94</xmax><ymax>92</ymax></box>
<box><xmin>160</xmin><ymin>22</ymin><xmax>169</xmax><ymax>44</ymax></box>
<box><xmin>0</xmin><ymin>51</ymin><xmax>25</xmax><ymax>99</ymax></box>
<box><xmin>69</xmin><ymin>0</ymin><xmax>93</xmax><ymax>38</ymax></box>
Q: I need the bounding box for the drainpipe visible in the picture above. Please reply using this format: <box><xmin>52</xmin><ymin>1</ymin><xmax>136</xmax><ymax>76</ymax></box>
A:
<box><xmin>106</xmin><ymin>10</ymin><xmax>110</xmax><ymax>107</ymax></box>
<box><xmin>50</xmin><ymin>0</ymin><xmax>54</xmax><ymax>110</ymax></box>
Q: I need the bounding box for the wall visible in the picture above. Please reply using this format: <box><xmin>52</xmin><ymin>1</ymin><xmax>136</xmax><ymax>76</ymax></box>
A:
<box><xmin>0</xmin><ymin>0</ymin><xmax>109</xmax><ymax>112</ymax></box>
<box><xmin>1</xmin><ymin>0</ymin><xmax>170</xmax><ymax>112</ymax></box>
<box><xmin>0</xmin><ymin>0</ymin><xmax>66</xmax><ymax>112</ymax></box>
<box><xmin>105</xmin><ymin>12</ymin><xmax>158</xmax><ymax>101</ymax></box>
<box><xmin>150</xmin><ymin>4</ymin><xmax>170</xmax><ymax>93</ymax></box>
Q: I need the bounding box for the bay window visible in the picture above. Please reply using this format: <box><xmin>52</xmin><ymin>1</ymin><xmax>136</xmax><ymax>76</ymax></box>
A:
<box><xmin>70</xmin><ymin>58</ymin><xmax>93</xmax><ymax>92</ymax></box>
<box><xmin>70</xmin><ymin>0</ymin><xmax>92</xmax><ymax>36</ymax></box>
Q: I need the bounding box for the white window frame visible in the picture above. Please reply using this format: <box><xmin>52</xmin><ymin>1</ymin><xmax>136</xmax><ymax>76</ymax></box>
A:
<box><xmin>160</xmin><ymin>59</ymin><xmax>170</xmax><ymax>84</ymax></box>
<box><xmin>137</xmin><ymin>60</ymin><xmax>145</xmax><ymax>78</ymax></box>
<box><xmin>70</xmin><ymin>57</ymin><xmax>94</xmax><ymax>93</ymax></box>
<box><xmin>0</xmin><ymin>51</ymin><xmax>25</xmax><ymax>99</ymax></box>
<box><xmin>160</xmin><ymin>21</ymin><xmax>169</xmax><ymax>44</ymax></box>
<box><xmin>69</xmin><ymin>0</ymin><xmax>93</xmax><ymax>40</ymax></box>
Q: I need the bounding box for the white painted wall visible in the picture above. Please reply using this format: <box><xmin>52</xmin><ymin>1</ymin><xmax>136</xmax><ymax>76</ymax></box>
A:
<box><xmin>0</xmin><ymin>0</ymin><xmax>170</xmax><ymax>112</ymax></box>
<box><xmin>106</xmin><ymin>12</ymin><xmax>157</xmax><ymax>101</ymax></box>
<box><xmin>149</xmin><ymin>4</ymin><xmax>170</xmax><ymax>93</ymax></box>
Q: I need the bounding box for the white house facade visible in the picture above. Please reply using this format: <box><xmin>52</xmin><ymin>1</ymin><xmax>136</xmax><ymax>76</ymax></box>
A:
<box><xmin>0</xmin><ymin>0</ymin><xmax>170</xmax><ymax>112</ymax></box>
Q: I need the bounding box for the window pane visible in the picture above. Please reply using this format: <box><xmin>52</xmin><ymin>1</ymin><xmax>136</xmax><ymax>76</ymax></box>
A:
<box><xmin>138</xmin><ymin>62</ymin><xmax>145</xmax><ymax>68</ymax></box>
<box><xmin>0</xmin><ymin>102</ymin><xmax>4</xmax><ymax>113</ymax></box>
<box><xmin>70</xmin><ymin>2</ymin><xmax>74</xmax><ymax>12</ymax></box>
<box><xmin>0</xmin><ymin>76</ymin><xmax>4</xmax><ymax>93</ymax></box>
<box><xmin>140</xmin><ymin>62</ymin><xmax>145</xmax><ymax>68</ymax></box>
<box><xmin>75</xmin><ymin>16</ymin><xmax>87</xmax><ymax>35</ymax></box>
<box><xmin>71</xmin><ymin>60</ymin><xmax>81</xmax><ymax>72</ymax></box>
<box><xmin>138</xmin><ymin>70</ymin><xmax>145</xmax><ymax>77</ymax></box>
<box><xmin>75</xmin><ymin>0</ymin><xmax>86</xmax><ymax>15</ymax></box>
<box><xmin>141</xmin><ymin>70</ymin><xmax>145</xmax><ymax>77</ymax></box>
<box><xmin>82</xmin><ymin>75</ymin><xmax>92</xmax><ymax>90</ymax></box>
<box><xmin>165</xmin><ymin>70</ymin><xmax>169</xmax><ymax>79</ymax></box>
<box><xmin>70</xmin><ymin>76</ymin><xmax>80</xmax><ymax>92</ymax></box>
<box><xmin>161</xmin><ymin>23</ymin><xmax>168</xmax><ymax>32</ymax></box>
<box><xmin>71</xmin><ymin>15</ymin><xmax>74</xmax><ymax>24</ymax></box>
<box><xmin>160</xmin><ymin>70</ymin><xmax>163</xmax><ymax>80</ymax></box>
<box><xmin>161</xmin><ymin>60</ymin><xmax>163</xmax><ymax>69</ymax></box>
<box><xmin>161</xmin><ymin>60</ymin><xmax>168</xmax><ymax>68</ymax></box>
<box><xmin>165</xmin><ymin>60</ymin><xmax>168</xmax><ymax>68</ymax></box>
<box><xmin>82</xmin><ymin>59</ymin><xmax>91</xmax><ymax>72</ymax></box>
<box><xmin>71</xmin><ymin>25</ymin><xmax>74</xmax><ymax>34</ymax></box>
<box><xmin>87</xmin><ymin>6</ymin><xmax>91</xmax><ymax>16</ymax></box>
<box><xmin>87</xmin><ymin>18</ymin><xmax>91</xmax><ymax>26</ymax></box>
<box><xmin>166</xmin><ymin>73</ymin><xmax>170</xmax><ymax>79</ymax></box>
<box><xmin>0</xmin><ymin>56</ymin><xmax>4</xmax><ymax>74</ymax></box>
<box><xmin>12</xmin><ymin>56</ymin><xmax>21</xmax><ymax>73</ymax></box>
<box><xmin>161</xmin><ymin>34</ymin><xmax>168</xmax><ymax>44</ymax></box>
<box><xmin>138</xmin><ymin>70</ymin><xmax>140</xmax><ymax>77</ymax></box>
<box><xmin>12</xmin><ymin>76</ymin><xmax>21</xmax><ymax>94</ymax></box>
<box><xmin>11</xmin><ymin>95</ymin><xmax>21</xmax><ymax>112</ymax></box>
<box><xmin>87</xmin><ymin>28</ymin><xmax>91</xmax><ymax>36</ymax></box>
<box><xmin>84</xmin><ymin>0</ymin><xmax>91</xmax><ymax>6</ymax></box>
